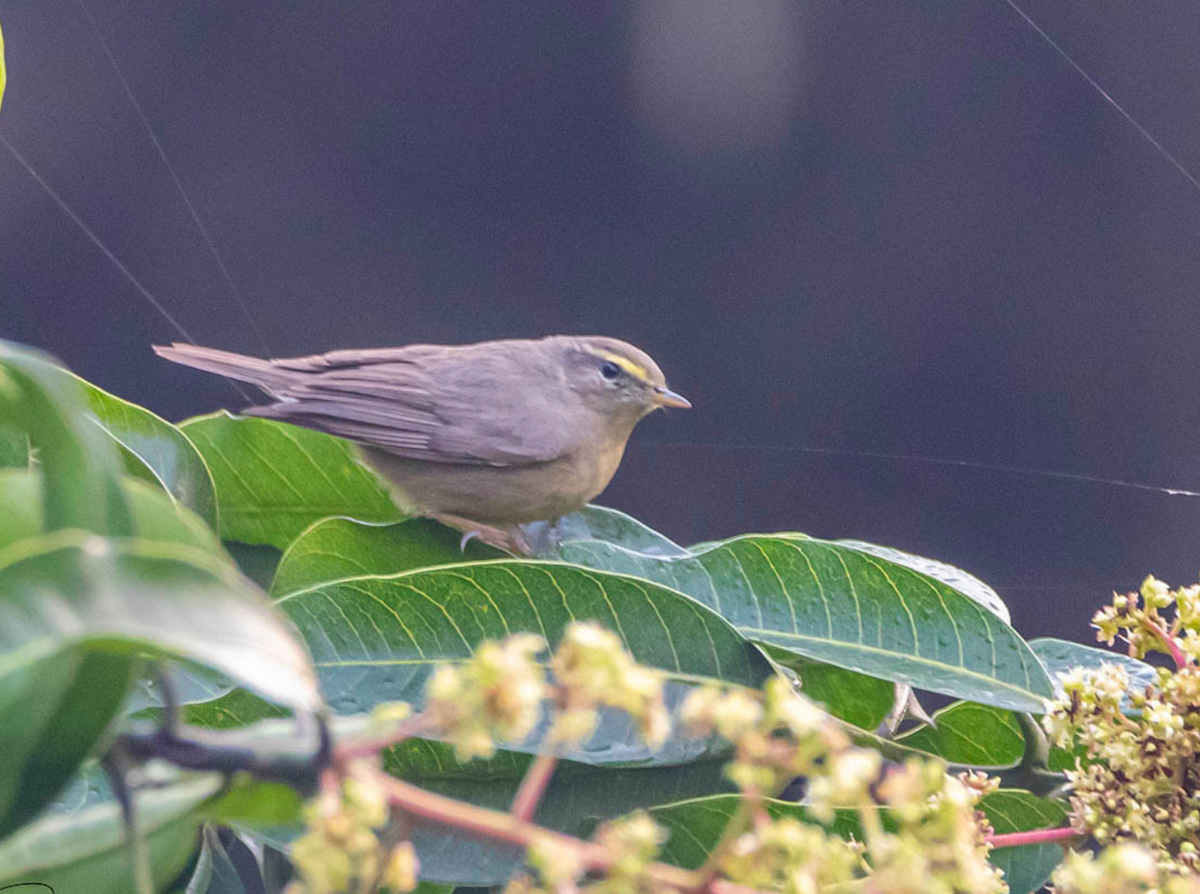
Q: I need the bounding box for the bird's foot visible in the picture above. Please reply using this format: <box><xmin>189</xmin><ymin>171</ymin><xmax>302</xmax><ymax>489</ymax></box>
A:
<box><xmin>430</xmin><ymin>512</ymin><xmax>533</xmax><ymax>557</ymax></box>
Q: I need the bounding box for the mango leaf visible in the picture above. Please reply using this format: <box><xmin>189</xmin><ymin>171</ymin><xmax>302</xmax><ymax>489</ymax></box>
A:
<box><xmin>896</xmin><ymin>701</ymin><xmax>1026</xmax><ymax>766</ymax></box>
<box><xmin>275</xmin><ymin>560</ymin><xmax>771</xmax><ymax>763</ymax></box>
<box><xmin>0</xmin><ymin>530</ymin><xmax>319</xmax><ymax>711</ymax></box>
<box><xmin>1031</xmin><ymin>637</ymin><xmax>1158</xmax><ymax>711</ymax></box>
<box><xmin>651</xmin><ymin>795</ymin><xmax>872</xmax><ymax>870</ymax></box>
<box><xmin>764</xmin><ymin>647</ymin><xmax>895</xmax><ymax>731</ymax></box>
<box><xmin>528</xmin><ymin>505</ymin><xmax>690</xmax><ymax>558</ymax></box>
<box><xmin>555</xmin><ymin>535</ymin><xmax>1053</xmax><ymax>712</ymax></box>
<box><xmin>0</xmin><ymin>340</ymin><xmax>132</xmax><ymax>536</ymax></box>
<box><xmin>833</xmin><ymin>539</ymin><xmax>1010</xmax><ymax>623</ymax></box>
<box><xmin>0</xmin><ymin>774</ymin><xmax>220</xmax><ymax>894</ymax></box>
<box><xmin>0</xmin><ymin>468</ymin><xmax>223</xmax><ymax>556</ymax></box>
<box><xmin>983</xmin><ymin>789</ymin><xmax>1070</xmax><ymax>894</ymax></box>
<box><xmin>0</xmin><ymin>424</ymin><xmax>28</xmax><ymax>467</ymax></box>
<box><xmin>178</xmin><ymin>412</ymin><xmax>403</xmax><ymax>548</ymax></box>
<box><xmin>0</xmin><ymin>530</ymin><xmax>319</xmax><ymax>835</ymax></box>
<box><xmin>270</xmin><ymin>517</ymin><xmax>501</xmax><ymax>598</ymax></box>
<box><xmin>59</xmin><ymin>366</ymin><xmax>219</xmax><ymax>529</ymax></box>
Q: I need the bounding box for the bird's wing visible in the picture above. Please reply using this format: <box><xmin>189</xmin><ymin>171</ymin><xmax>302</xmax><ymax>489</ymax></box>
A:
<box><xmin>156</xmin><ymin>343</ymin><xmax>578</xmax><ymax>466</ymax></box>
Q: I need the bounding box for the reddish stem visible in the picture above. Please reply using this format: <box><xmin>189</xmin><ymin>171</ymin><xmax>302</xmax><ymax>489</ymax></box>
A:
<box><xmin>509</xmin><ymin>752</ymin><xmax>559</xmax><ymax>822</ymax></box>
<box><xmin>987</xmin><ymin>826</ymin><xmax>1081</xmax><ymax>849</ymax></box>
<box><xmin>1144</xmin><ymin>618</ymin><xmax>1188</xmax><ymax>670</ymax></box>
<box><xmin>334</xmin><ymin>715</ymin><xmax>433</xmax><ymax>763</ymax></box>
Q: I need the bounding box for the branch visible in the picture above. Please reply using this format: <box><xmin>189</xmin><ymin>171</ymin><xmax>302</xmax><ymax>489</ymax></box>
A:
<box><xmin>986</xmin><ymin>825</ymin><xmax>1081</xmax><ymax>849</ymax></box>
<box><xmin>509</xmin><ymin>753</ymin><xmax>559</xmax><ymax>823</ymax></box>
<box><xmin>360</xmin><ymin>764</ymin><xmax>774</xmax><ymax>894</ymax></box>
<box><xmin>1144</xmin><ymin>617</ymin><xmax>1188</xmax><ymax>670</ymax></box>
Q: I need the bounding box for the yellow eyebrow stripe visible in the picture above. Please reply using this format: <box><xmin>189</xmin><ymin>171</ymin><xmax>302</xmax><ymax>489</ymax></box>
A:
<box><xmin>597</xmin><ymin>352</ymin><xmax>648</xmax><ymax>380</ymax></box>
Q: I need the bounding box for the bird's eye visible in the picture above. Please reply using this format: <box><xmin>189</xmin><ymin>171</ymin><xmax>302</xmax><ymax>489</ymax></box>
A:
<box><xmin>600</xmin><ymin>361</ymin><xmax>621</xmax><ymax>380</ymax></box>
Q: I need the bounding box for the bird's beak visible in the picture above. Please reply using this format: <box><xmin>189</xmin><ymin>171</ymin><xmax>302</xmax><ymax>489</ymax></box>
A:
<box><xmin>653</xmin><ymin>386</ymin><xmax>691</xmax><ymax>409</ymax></box>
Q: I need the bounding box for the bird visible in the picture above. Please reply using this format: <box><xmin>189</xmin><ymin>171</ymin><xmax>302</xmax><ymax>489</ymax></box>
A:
<box><xmin>154</xmin><ymin>335</ymin><xmax>689</xmax><ymax>553</ymax></box>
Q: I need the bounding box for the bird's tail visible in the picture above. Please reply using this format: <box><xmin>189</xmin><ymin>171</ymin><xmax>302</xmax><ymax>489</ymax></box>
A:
<box><xmin>153</xmin><ymin>343</ymin><xmax>286</xmax><ymax>393</ymax></box>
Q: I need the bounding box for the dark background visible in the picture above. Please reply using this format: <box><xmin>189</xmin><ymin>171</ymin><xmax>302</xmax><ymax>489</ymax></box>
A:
<box><xmin>2</xmin><ymin>0</ymin><xmax>1199</xmax><ymax>643</ymax></box>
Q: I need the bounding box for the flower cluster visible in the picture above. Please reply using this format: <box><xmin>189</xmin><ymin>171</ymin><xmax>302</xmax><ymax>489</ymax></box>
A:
<box><xmin>287</xmin><ymin>769</ymin><xmax>418</xmax><ymax>894</ymax></box>
<box><xmin>425</xmin><ymin>632</ymin><xmax>548</xmax><ymax>760</ymax></box>
<box><xmin>1054</xmin><ymin>844</ymin><xmax>1200</xmax><ymax>894</ymax></box>
<box><xmin>1093</xmin><ymin>575</ymin><xmax>1197</xmax><ymax>665</ymax></box>
<box><xmin>681</xmin><ymin>678</ymin><xmax>1005</xmax><ymax>894</ymax></box>
<box><xmin>548</xmin><ymin>622</ymin><xmax>668</xmax><ymax>749</ymax></box>
<box><xmin>1043</xmin><ymin>577</ymin><xmax>1200</xmax><ymax>889</ymax></box>
<box><xmin>291</xmin><ymin>630</ymin><xmax>1005</xmax><ymax>894</ymax></box>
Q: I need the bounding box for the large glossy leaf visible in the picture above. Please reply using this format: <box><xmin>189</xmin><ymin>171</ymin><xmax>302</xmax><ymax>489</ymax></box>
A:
<box><xmin>555</xmin><ymin>535</ymin><xmax>1053</xmax><ymax>712</ymax></box>
<box><xmin>0</xmin><ymin>530</ymin><xmax>319</xmax><ymax>835</ymax></box>
<box><xmin>763</xmin><ymin>647</ymin><xmax>895</xmax><ymax>731</ymax></box>
<box><xmin>0</xmin><ymin>530</ymin><xmax>319</xmax><ymax>711</ymax></box>
<box><xmin>276</xmin><ymin>560</ymin><xmax>771</xmax><ymax>763</ymax></box>
<box><xmin>178</xmin><ymin>412</ymin><xmax>403</xmax><ymax>548</ymax></box>
<box><xmin>0</xmin><ymin>340</ymin><xmax>132</xmax><ymax>536</ymax></box>
<box><xmin>651</xmin><ymin>795</ymin><xmax>872</xmax><ymax>870</ymax></box>
<box><xmin>895</xmin><ymin>701</ymin><xmax>1026</xmax><ymax>766</ymax></box>
<box><xmin>270</xmin><ymin>517</ymin><xmax>502</xmax><ymax>598</ymax></box>
<box><xmin>982</xmin><ymin>789</ymin><xmax>1070</xmax><ymax>894</ymax></box>
<box><xmin>0</xmin><ymin>774</ymin><xmax>220</xmax><ymax>893</ymax></box>
<box><xmin>0</xmin><ymin>424</ymin><xmax>28</xmax><ymax>467</ymax></box>
<box><xmin>833</xmin><ymin>539</ymin><xmax>1010</xmax><ymax>623</ymax></box>
<box><xmin>0</xmin><ymin>469</ymin><xmax>223</xmax><ymax>556</ymax></box>
<box><xmin>528</xmin><ymin>505</ymin><xmax>690</xmax><ymax>558</ymax></box>
<box><xmin>1031</xmin><ymin>637</ymin><xmax>1157</xmax><ymax>711</ymax></box>
<box><xmin>61</xmin><ymin>366</ymin><xmax>219</xmax><ymax>529</ymax></box>
<box><xmin>0</xmin><ymin>649</ymin><xmax>135</xmax><ymax>839</ymax></box>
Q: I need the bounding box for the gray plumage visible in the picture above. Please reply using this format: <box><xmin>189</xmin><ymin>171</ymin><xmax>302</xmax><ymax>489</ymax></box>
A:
<box><xmin>154</xmin><ymin>336</ymin><xmax>686</xmax><ymax>530</ymax></box>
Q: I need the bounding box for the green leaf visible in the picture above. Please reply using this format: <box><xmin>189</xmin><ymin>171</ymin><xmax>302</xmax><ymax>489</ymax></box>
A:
<box><xmin>0</xmin><ymin>530</ymin><xmax>319</xmax><ymax>835</ymax></box>
<box><xmin>0</xmin><ymin>424</ymin><xmax>29</xmax><ymax>467</ymax></box>
<box><xmin>270</xmin><ymin>517</ymin><xmax>502</xmax><ymax>598</ymax></box>
<box><xmin>982</xmin><ymin>789</ymin><xmax>1070</xmax><ymax>894</ymax></box>
<box><xmin>555</xmin><ymin>535</ymin><xmax>1053</xmax><ymax>712</ymax></box>
<box><xmin>0</xmin><ymin>468</ymin><xmax>223</xmax><ymax>556</ymax></box>
<box><xmin>650</xmin><ymin>795</ymin><xmax>876</xmax><ymax>870</ymax></box>
<box><xmin>62</xmin><ymin>367</ymin><xmax>219</xmax><ymax>530</ymax></box>
<box><xmin>764</xmin><ymin>647</ymin><xmax>895</xmax><ymax>730</ymax></box>
<box><xmin>276</xmin><ymin>560</ymin><xmax>771</xmax><ymax>762</ymax></box>
<box><xmin>0</xmin><ymin>649</ymin><xmax>135</xmax><ymax>839</ymax></box>
<box><xmin>178</xmin><ymin>412</ymin><xmax>403</xmax><ymax>548</ymax></box>
<box><xmin>0</xmin><ymin>530</ymin><xmax>319</xmax><ymax>711</ymax></box>
<box><xmin>834</xmin><ymin>539</ymin><xmax>1010</xmax><ymax>623</ymax></box>
<box><xmin>0</xmin><ymin>340</ymin><xmax>132</xmax><ymax>535</ymax></box>
<box><xmin>0</xmin><ymin>774</ymin><xmax>220</xmax><ymax>894</ymax></box>
<box><xmin>168</xmin><ymin>687</ymin><xmax>291</xmax><ymax>729</ymax></box>
<box><xmin>895</xmin><ymin>701</ymin><xmax>1026</xmax><ymax>766</ymax></box>
<box><xmin>1030</xmin><ymin>637</ymin><xmax>1158</xmax><ymax>710</ymax></box>
<box><xmin>528</xmin><ymin>505</ymin><xmax>690</xmax><ymax>558</ymax></box>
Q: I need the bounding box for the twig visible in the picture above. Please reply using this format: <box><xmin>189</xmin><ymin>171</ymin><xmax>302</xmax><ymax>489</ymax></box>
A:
<box><xmin>333</xmin><ymin>715</ymin><xmax>434</xmax><ymax>764</ymax></box>
<box><xmin>509</xmin><ymin>753</ymin><xmax>560</xmax><ymax>823</ymax></box>
<box><xmin>1144</xmin><ymin>617</ymin><xmax>1188</xmax><ymax>670</ymax></box>
<box><xmin>359</xmin><ymin>763</ymin><xmax>776</xmax><ymax>894</ymax></box>
<box><xmin>987</xmin><ymin>825</ymin><xmax>1081</xmax><ymax>849</ymax></box>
